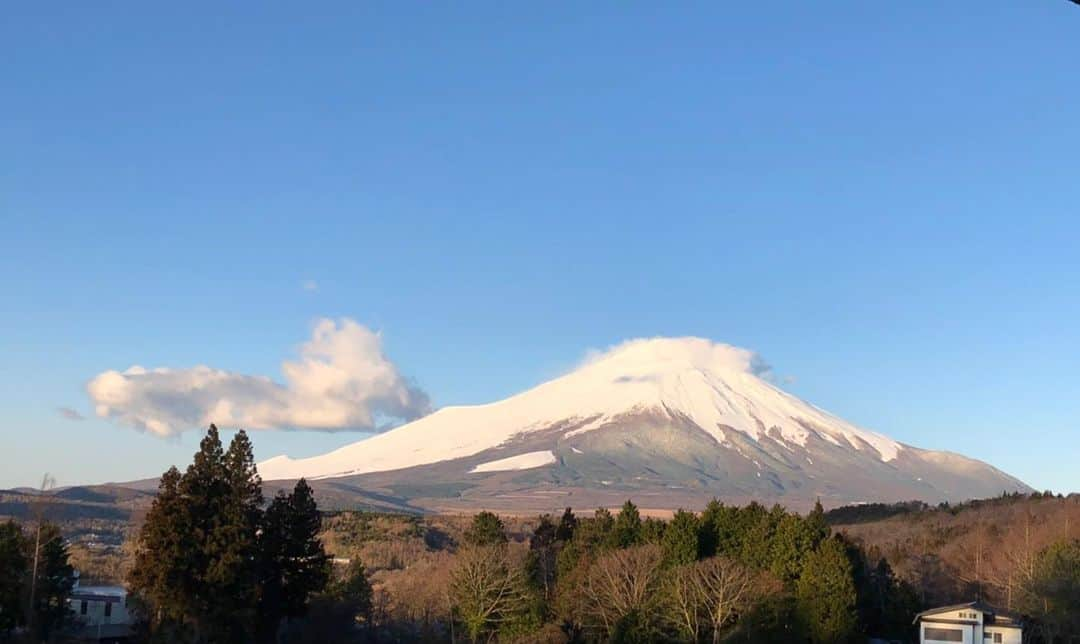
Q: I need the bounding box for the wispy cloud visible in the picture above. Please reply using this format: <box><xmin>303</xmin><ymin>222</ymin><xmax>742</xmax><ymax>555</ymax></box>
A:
<box><xmin>86</xmin><ymin>319</ymin><xmax>430</xmax><ymax>437</ymax></box>
<box><xmin>302</xmin><ymin>280</ymin><xmax>318</xmax><ymax>291</ymax></box>
<box><xmin>57</xmin><ymin>406</ymin><xmax>85</xmax><ymax>421</ymax></box>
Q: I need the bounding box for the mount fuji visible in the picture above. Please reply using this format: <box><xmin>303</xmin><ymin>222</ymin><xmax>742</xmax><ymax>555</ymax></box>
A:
<box><xmin>258</xmin><ymin>338</ymin><xmax>1029</xmax><ymax>512</ymax></box>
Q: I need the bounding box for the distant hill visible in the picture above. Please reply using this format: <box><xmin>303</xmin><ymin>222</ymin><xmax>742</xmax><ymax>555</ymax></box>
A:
<box><xmin>832</xmin><ymin>492</ymin><xmax>1080</xmax><ymax>609</ymax></box>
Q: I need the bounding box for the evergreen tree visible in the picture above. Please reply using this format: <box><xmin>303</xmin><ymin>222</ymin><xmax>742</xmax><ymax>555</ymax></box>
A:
<box><xmin>527</xmin><ymin>515</ymin><xmax>559</xmax><ymax>596</ymax></box>
<box><xmin>805</xmin><ymin>499</ymin><xmax>829</xmax><ymax>545</ymax></box>
<box><xmin>849</xmin><ymin>549</ymin><xmax>918</xmax><ymax>641</ymax></box>
<box><xmin>328</xmin><ymin>559</ymin><xmax>373</xmax><ymax>627</ymax></box>
<box><xmin>555</xmin><ymin>507</ymin><xmax>577</xmax><ymax>542</ymax></box>
<box><xmin>130</xmin><ymin>425</ymin><xmax>275</xmax><ymax>642</ymax></box>
<box><xmin>0</xmin><ymin>520</ymin><xmax>28</xmax><ymax>636</ymax></box>
<box><xmin>796</xmin><ymin>537</ymin><xmax>858</xmax><ymax>644</ymax></box>
<box><xmin>1020</xmin><ymin>539</ymin><xmax>1080</xmax><ymax>641</ymax></box>
<box><xmin>740</xmin><ymin>504</ymin><xmax>785</xmax><ymax>570</ymax></box>
<box><xmin>768</xmin><ymin>513</ymin><xmax>819</xmax><ymax>585</ymax></box>
<box><xmin>661</xmin><ymin>510</ymin><xmax>700</xmax><ymax>567</ymax></box>
<box><xmin>591</xmin><ymin>508</ymin><xmax>615</xmax><ymax>549</ymax></box>
<box><xmin>464</xmin><ymin>511</ymin><xmax>507</xmax><ymax>547</ymax></box>
<box><xmin>28</xmin><ymin>522</ymin><xmax>74</xmax><ymax>641</ymax></box>
<box><xmin>205</xmin><ymin>430</ymin><xmax>264</xmax><ymax>641</ymax></box>
<box><xmin>257</xmin><ymin>479</ymin><xmax>330</xmax><ymax>642</ymax></box>
<box><xmin>530</xmin><ymin>514</ymin><xmax>557</xmax><ymax>550</ymax></box>
<box><xmin>177</xmin><ymin>424</ymin><xmax>230</xmax><ymax>639</ymax></box>
<box><xmin>611</xmin><ymin>500</ymin><xmax>643</xmax><ymax>548</ymax></box>
<box><xmin>698</xmin><ymin>499</ymin><xmax>724</xmax><ymax>558</ymax></box>
<box><xmin>129</xmin><ymin>466</ymin><xmax>198</xmax><ymax>630</ymax></box>
<box><xmin>702</xmin><ymin>501</ymin><xmax>759</xmax><ymax>560</ymax></box>
<box><xmin>641</xmin><ymin>517</ymin><xmax>666</xmax><ymax>545</ymax></box>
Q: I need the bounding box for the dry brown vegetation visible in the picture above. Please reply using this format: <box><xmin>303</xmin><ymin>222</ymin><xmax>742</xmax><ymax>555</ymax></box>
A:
<box><xmin>834</xmin><ymin>493</ymin><xmax>1080</xmax><ymax>610</ymax></box>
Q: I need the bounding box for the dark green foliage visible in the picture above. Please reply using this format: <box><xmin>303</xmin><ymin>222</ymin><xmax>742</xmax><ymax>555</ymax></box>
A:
<box><xmin>570</xmin><ymin>508</ymin><xmax>615</xmax><ymax>553</ymax></box>
<box><xmin>129</xmin><ymin>425</ymin><xmax>331</xmax><ymax>643</ymax></box>
<box><xmin>796</xmin><ymin>537</ymin><xmax>858</xmax><ymax>643</ymax></box>
<box><xmin>611</xmin><ymin>500</ymin><xmax>643</xmax><ymax>548</ymax></box>
<box><xmin>527</xmin><ymin>514</ymin><xmax>559</xmax><ymax>597</ymax></box>
<box><xmin>700</xmin><ymin>499</ymin><xmax>768</xmax><ymax>561</ymax></box>
<box><xmin>327</xmin><ymin>559</ymin><xmax>373</xmax><ymax>626</ymax></box>
<box><xmin>464</xmin><ymin>511</ymin><xmax>507</xmax><ymax>547</ymax></box>
<box><xmin>640</xmin><ymin>517</ymin><xmax>666</xmax><ymax>544</ymax></box>
<box><xmin>276</xmin><ymin>560</ymin><xmax>372</xmax><ymax>644</ymax></box>
<box><xmin>845</xmin><ymin>538</ymin><xmax>919</xmax><ymax>640</ymax></box>
<box><xmin>1020</xmin><ymin>539</ymin><xmax>1080</xmax><ymax>642</ymax></box>
<box><xmin>257</xmin><ymin>479</ymin><xmax>331</xmax><ymax>641</ymax></box>
<box><xmin>740</xmin><ymin>504</ymin><xmax>784</xmax><ymax>570</ymax></box>
<box><xmin>208</xmin><ymin>430</ymin><xmax>264</xmax><ymax>641</ymax></box>
<box><xmin>530</xmin><ymin>514</ymin><xmax>556</xmax><ymax>550</ymax></box>
<box><xmin>129</xmin><ymin>466</ymin><xmax>196</xmax><ymax>624</ymax></box>
<box><xmin>768</xmin><ymin>512</ymin><xmax>822</xmax><ymax>585</ymax></box>
<box><xmin>726</xmin><ymin>592</ymin><xmax>799</xmax><ymax>643</ymax></box>
<box><xmin>697</xmin><ymin>498</ymin><xmax>724</xmax><ymax>557</ymax></box>
<box><xmin>28</xmin><ymin>522</ymin><xmax>75</xmax><ymax>641</ymax></box>
<box><xmin>555</xmin><ymin>507</ymin><xmax>577</xmax><ymax>542</ymax></box>
<box><xmin>610</xmin><ymin>609</ymin><xmax>656</xmax><ymax>644</ymax></box>
<box><xmin>805</xmin><ymin>499</ymin><xmax>829</xmax><ymax>543</ymax></box>
<box><xmin>0</xmin><ymin>520</ymin><xmax>28</xmax><ymax>635</ymax></box>
<box><xmin>661</xmin><ymin>510</ymin><xmax>699</xmax><ymax>567</ymax></box>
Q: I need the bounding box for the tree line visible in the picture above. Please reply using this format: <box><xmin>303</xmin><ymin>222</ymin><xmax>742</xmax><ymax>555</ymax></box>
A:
<box><xmin>446</xmin><ymin>500</ymin><xmax>919</xmax><ymax>643</ymax></box>
<box><xmin>4</xmin><ymin>425</ymin><xmax>1077</xmax><ymax>643</ymax></box>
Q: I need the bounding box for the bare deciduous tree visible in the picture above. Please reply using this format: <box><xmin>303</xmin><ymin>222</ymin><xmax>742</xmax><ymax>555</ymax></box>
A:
<box><xmin>448</xmin><ymin>544</ymin><xmax>531</xmax><ymax>642</ymax></box>
<box><xmin>580</xmin><ymin>544</ymin><xmax>665</xmax><ymax>638</ymax></box>
<box><xmin>694</xmin><ymin>557</ymin><xmax>761</xmax><ymax>643</ymax></box>
<box><xmin>666</xmin><ymin>556</ymin><xmax>761</xmax><ymax>643</ymax></box>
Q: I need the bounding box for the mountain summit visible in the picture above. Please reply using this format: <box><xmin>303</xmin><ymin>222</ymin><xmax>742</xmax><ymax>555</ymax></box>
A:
<box><xmin>259</xmin><ymin>338</ymin><xmax>1029</xmax><ymax>511</ymax></box>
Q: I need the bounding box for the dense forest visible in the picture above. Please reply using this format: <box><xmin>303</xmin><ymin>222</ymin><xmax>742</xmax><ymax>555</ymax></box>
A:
<box><xmin>2</xmin><ymin>426</ymin><xmax>1078</xmax><ymax>643</ymax></box>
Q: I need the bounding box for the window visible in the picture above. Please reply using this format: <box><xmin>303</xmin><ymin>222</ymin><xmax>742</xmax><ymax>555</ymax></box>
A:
<box><xmin>104</xmin><ymin>602</ymin><xmax>112</xmax><ymax>617</ymax></box>
<box><xmin>925</xmin><ymin>627</ymin><xmax>964</xmax><ymax>642</ymax></box>
<box><xmin>80</xmin><ymin>600</ymin><xmax>87</xmax><ymax>615</ymax></box>
<box><xmin>994</xmin><ymin>634</ymin><xmax>1003</xmax><ymax>643</ymax></box>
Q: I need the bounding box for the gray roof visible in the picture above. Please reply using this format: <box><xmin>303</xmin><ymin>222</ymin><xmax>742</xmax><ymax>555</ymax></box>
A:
<box><xmin>914</xmin><ymin>600</ymin><xmax>1022</xmax><ymax>626</ymax></box>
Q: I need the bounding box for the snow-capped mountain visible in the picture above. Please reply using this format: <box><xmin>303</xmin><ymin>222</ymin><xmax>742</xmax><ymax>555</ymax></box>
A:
<box><xmin>259</xmin><ymin>338</ymin><xmax>1029</xmax><ymax>511</ymax></box>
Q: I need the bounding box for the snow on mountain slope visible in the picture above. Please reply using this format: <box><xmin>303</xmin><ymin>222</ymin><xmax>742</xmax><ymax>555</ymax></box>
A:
<box><xmin>258</xmin><ymin>338</ymin><xmax>903</xmax><ymax>481</ymax></box>
<box><xmin>469</xmin><ymin>450</ymin><xmax>557</xmax><ymax>473</ymax></box>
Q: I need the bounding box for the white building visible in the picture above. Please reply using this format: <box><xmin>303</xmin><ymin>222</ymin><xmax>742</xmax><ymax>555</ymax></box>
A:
<box><xmin>67</xmin><ymin>584</ymin><xmax>132</xmax><ymax>641</ymax></box>
<box><xmin>915</xmin><ymin>601</ymin><xmax>1023</xmax><ymax>644</ymax></box>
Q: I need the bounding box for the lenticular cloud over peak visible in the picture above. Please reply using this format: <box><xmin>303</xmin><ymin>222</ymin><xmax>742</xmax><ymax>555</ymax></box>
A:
<box><xmin>86</xmin><ymin>318</ymin><xmax>430</xmax><ymax>436</ymax></box>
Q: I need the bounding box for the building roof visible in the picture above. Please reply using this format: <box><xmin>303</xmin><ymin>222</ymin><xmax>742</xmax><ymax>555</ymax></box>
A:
<box><xmin>914</xmin><ymin>600</ymin><xmax>1023</xmax><ymax>627</ymax></box>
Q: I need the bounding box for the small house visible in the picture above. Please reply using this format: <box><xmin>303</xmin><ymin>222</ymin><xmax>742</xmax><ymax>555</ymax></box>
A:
<box><xmin>67</xmin><ymin>584</ymin><xmax>132</xmax><ymax>642</ymax></box>
<box><xmin>915</xmin><ymin>600</ymin><xmax>1023</xmax><ymax>644</ymax></box>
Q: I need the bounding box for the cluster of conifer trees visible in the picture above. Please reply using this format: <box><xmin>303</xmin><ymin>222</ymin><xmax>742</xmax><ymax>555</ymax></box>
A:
<box><xmin>0</xmin><ymin>519</ymin><xmax>74</xmax><ymax>641</ymax></box>
<box><xmin>128</xmin><ymin>425</ymin><xmax>346</xmax><ymax>643</ymax></box>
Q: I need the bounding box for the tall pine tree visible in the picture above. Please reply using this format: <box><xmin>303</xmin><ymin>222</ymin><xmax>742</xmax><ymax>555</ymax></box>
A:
<box><xmin>661</xmin><ymin>510</ymin><xmax>700</xmax><ymax>567</ymax></box>
<box><xmin>796</xmin><ymin>536</ymin><xmax>858</xmax><ymax>643</ymax></box>
<box><xmin>28</xmin><ymin>523</ymin><xmax>74</xmax><ymax>641</ymax></box>
<box><xmin>129</xmin><ymin>466</ymin><xmax>197</xmax><ymax>632</ymax></box>
<box><xmin>0</xmin><ymin>521</ymin><xmax>28</xmax><ymax>636</ymax></box>
<box><xmin>257</xmin><ymin>479</ymin><xmax>329</xmax><ymax>642</ymax></box>
<box><xmin>610</xmin><ymin>500</ymin><xmax>643</xmax><ymax>548</ymax></box>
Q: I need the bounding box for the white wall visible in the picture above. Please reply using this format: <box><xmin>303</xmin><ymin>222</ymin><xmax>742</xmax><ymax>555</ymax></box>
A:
<box><xmin>70</xmin><ymin>596</ymin><xmax>130</xmax><ymax>626</ymax></box>
<box><xmin>985</xmin><ymin>626</ymin><xmax>1022</xmax><ymax>644</ymax></box>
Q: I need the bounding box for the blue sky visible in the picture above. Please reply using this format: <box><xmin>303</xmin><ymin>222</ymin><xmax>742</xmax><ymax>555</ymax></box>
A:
<box><xmin>2</xmin><ymin>2</ymin><xmax>1077</xmax><ymax>492</ymax></box>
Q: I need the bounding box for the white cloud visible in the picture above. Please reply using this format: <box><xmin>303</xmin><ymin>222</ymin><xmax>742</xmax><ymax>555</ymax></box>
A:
<box><xmin>86</xmin><ymin>319</ymin><xmax>430</xmax><ymax>437</ymax></box>
<box><xmin>302</xmin><ymin>280</ymin><xmax>318</xmax><ymax>291</ymax></box>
